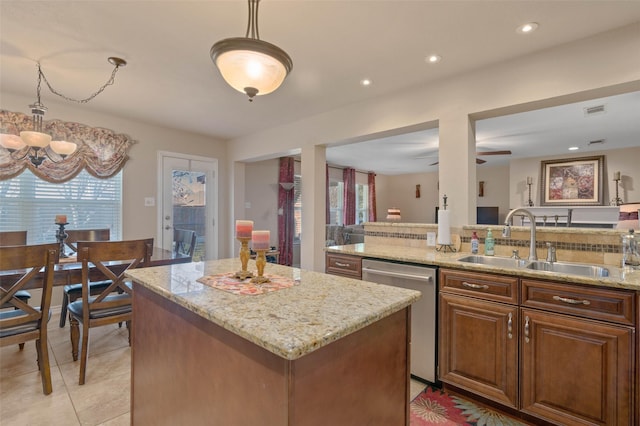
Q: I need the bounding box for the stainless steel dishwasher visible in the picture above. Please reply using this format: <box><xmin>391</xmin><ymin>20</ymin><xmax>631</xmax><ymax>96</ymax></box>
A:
<box><xmin>362</xmin><ymin>259</ymin><xmax>437</xmax><ymax>383</ymax></box>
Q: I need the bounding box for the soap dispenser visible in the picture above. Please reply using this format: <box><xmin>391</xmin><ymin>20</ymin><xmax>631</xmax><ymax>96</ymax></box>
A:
<box><xmin>484</xmin><ymin>229</ymin><xmax>495</xmax><ymax>256</ymax></box>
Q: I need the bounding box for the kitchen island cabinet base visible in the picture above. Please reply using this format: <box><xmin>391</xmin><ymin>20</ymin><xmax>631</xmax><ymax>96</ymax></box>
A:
<box><xmin>131</xmin><ymin>284</ymin><xmax>411</xmax><ymax>425</ymax></box>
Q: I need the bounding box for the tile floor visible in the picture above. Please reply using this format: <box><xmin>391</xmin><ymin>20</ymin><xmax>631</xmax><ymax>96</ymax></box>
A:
<box><xmin>1</xmin><ymin>307</ymin><xmax>131</xmax><ymax>425</ymax></box>
<box><xmin>1</xmin><ymin>306</ymin><xmax>427</xmax><ymax>425</ymax></box>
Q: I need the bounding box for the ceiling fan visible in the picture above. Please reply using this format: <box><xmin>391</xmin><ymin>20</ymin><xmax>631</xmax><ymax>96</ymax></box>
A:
<box><xmin>429</xmin><ymin>150</ymin><xmax>512</xmax><ymax>166</ymax></box>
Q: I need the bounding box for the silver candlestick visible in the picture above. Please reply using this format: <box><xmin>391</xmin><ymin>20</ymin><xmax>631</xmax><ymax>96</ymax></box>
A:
<box><xmin>613</xmin><ymin>172</ymin><xmax>623</xmax><ymax>206</ymax></box>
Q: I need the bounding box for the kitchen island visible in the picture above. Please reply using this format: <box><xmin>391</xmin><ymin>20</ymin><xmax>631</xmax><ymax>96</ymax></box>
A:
<box><xmin>125</xmin><ymin>258</ymin><xmax>421</xmax><ymax>425</ymax></box>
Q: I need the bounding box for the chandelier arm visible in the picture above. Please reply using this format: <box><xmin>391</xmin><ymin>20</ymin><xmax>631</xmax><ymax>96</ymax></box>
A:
<box><xmin>38</xmin><ymin>61</ymin><xmax>124</xmax><ymax>104</ymax></box>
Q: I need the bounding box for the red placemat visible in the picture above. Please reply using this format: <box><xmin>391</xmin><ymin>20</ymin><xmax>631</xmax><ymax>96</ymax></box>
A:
<box><xmin>197</xmin><ymin>272</ymin><xmax>298</xmax><ymax>295</ymax></box>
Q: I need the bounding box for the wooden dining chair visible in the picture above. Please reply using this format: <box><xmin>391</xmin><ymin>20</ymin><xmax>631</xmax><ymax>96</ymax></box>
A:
<box><xmin>174</xmin><ymin>228</ymin><xmax>197</xmax><ymax>261</ymax></box>
<box><xmin>68</xmin><ymin>238</ymin><xmax>153</xmax><ymax>385</ymax></box>
<box><xmin>64</xmin><ymin>229</ymin><xmax>111</xmax><ymax>255</ymax></box>
<box><xmin>0</xmin><ymin>243</ymin><xmax>59</xmax><ymax>395</ymax></box>
<box><xmin>0</xmin><ymin>230</ymin><xmax>32</xmax><ymax>349</ymax></box>
<box><xmin>59</xmin><ymin>229</ymin><xmax>111</xmax><ymax>327</ymax></box>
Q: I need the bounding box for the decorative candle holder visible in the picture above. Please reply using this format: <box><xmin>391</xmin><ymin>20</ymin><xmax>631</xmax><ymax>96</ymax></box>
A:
<box><xmin>613</xmin><ymin>174</ymin><xmax>623</xmax><ymax>206</ymax></box>
<box><xmin>233</xmin><ymin>237</ymin><xmax>253</xmax><ymax>280</ymax></box>
<box><xmin>251</xmin><ymin>249</ymin><xmax>270</xmax><ymax>284</ymax></box>
<box><xmin>56</xmin><ymin>222</ymin><xmax>69</xmax><ymax>258</ymax></box>
<box><xmin>527</xmin><ymin>182</ymin><xmax>534</xmax><ymax>207</ymax></box>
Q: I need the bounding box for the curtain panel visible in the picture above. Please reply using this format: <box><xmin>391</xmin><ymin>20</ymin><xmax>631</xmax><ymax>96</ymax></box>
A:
<box><xmin>342</xmin><ymin>167</ymin><xmax>356</xmax><ymax>225</ymax></box>
<box><xmin>0</xmin><ymin>110</ymin><xmax>136</xmax><ymax>183</ymax></box>
<box><xmin>368</xmin><ymin>172</ymin><xmax>377</xmax><ymax>222</ymax></box>
<box><xmin>277</xmin><ymin>157</ymin><xmax>295</xmax><ymax>266</ymax></box>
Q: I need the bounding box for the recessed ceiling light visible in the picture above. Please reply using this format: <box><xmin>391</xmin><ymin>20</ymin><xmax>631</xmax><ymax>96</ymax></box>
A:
<box><xmin>516</xmin><ymin>22</ymin><xmax>539</xmax><ymax>34</ymax></box>
<box><xmin>568</xmin><ymin>146</ymin><xmax>579</xmax><ymax>151</ymax></box>
<box><xmin>360</xmin><ymin>78</ymin><xmax>372</xmax><ymax>86</ymax></box>
<box><xmin>426</xmin><ymin>54</ymin><xmax>441</xmax><ymax>64</ymax></box>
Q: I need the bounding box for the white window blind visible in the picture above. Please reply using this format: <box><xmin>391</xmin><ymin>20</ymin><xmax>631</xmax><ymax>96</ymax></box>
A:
<box><xmin>0</xmin><ymin>169</ymin><xmax>122</xmax><ymax>244</ymax></box>
<box><xmin>293</xmin><ymin>174</ymin><xmax>302</xmax><ymax>241</ymax></box>
<box><xmin>355</xmin><ymin>183</ymin><xmax>369</xmax><ymax>224</ymax></box>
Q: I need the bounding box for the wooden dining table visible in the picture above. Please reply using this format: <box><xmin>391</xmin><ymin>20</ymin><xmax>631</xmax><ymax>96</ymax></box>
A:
<box><xmin>0</xmin><ymin>246</ymin><xmax>190</xmax><ymax>290</ymax></box>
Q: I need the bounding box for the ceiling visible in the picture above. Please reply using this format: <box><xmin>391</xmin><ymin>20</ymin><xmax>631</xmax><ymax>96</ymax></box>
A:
<box><xmin>2</xmin><ymin>1</ymin><xmax>640</xmax><ymax>174</ymax></box>
<box><xmin>326</xmin><ymin>90</ymin><xmax>640</xmax><ymax>174</ymax></box>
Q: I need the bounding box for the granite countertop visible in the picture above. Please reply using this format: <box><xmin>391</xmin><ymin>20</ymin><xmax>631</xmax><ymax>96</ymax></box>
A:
<box><xmin>125</xmin><ymin>258</ymin><xmax>421</xmax><ymax>360</ymax></box>
<box><xmin>326</xmin><ymin>243</ymin><xmax>640</xmax><ymax>291</ymax></box>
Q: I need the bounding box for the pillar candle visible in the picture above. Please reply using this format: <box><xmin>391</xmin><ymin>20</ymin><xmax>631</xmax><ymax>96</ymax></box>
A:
<box><xmin>55</xmin><ymin>214</ymin><xmax>67</xmax><ymax>224</ymax></box>
<box><xmin>526</xmin><ymin>176</ymin><xmax>533</xmax><ymax>185</ymax></box>
<box><xmin>614</xmin><ymin>171</ymin><xmax>621</xmax><ymax>181</ymax></box>
<box><xmin>235</xmin><ymin>220</ymin><xmax>253</xmax><ymax>238</ymax></box>
<box><xmin>252</xmin><ymin>230</ymin><xmax>270</xmax><ymax>250</ymax></box>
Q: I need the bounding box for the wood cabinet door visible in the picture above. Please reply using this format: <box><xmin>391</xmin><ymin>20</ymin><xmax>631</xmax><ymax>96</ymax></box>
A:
<box><xmin>520</xmin><ymin>308</ymin><xmax>635</xmax><ymax>425</ymax></box>
<box><xmin>439</xmin><ymin>292</ymin><xmax>518</xmax><ymax>408</ymax></box>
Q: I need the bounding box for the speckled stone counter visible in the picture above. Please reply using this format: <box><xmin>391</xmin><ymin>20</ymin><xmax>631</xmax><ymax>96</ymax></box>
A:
<box><xmin>126</xmin><ymin>257</ymin><xmax>420</xmax><ymax>359</ymax></box>
<box><xmin>126</xmin><ymin>258</ymin><xmax>421</xmax><ymax>424</ymax></box>
<box><xmin>326</xmin><ymin>243</ymin><xmax>640</xmax><ymax>290</ymax></box>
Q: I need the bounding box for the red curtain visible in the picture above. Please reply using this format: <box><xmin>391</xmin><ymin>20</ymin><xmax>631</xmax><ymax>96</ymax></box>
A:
<box><xmin>368</xmin><ymin>172</ymin><xmax>377</xmax><ymax>222</ymax></box>
<box><xmin>277</xmin><ymin>157</ymin><xmax>295</xmax><ymax>266</ymax></box>
<box><xmin>343</xmin><ymin>168</ymin><xmax>356</xmax><ymax>225</ymax></box>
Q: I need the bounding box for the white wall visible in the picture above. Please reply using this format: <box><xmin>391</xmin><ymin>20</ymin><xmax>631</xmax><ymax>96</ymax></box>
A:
<box><xmin>378</xmin><ymin>172</ymin><xmax>439</xmax><ymax>223</ymax></box>
<box><xmin>477</xmin><ymin>165</ymin><xmax>510</xmax><ymax>223</ymax></box>
<box><xmin>244</xmin><ymin>159</ymin><xmax>279</xmax><ymax>246</ymax></box>
<box><xmin>226</xmin><ymin>24</ymin><xmax>640</xmax><ymax>271</ymax></box>
<box><xmin>509</xmin><ymin>146</ymin><xmax>640</xmax><ymax>208</ymax></box>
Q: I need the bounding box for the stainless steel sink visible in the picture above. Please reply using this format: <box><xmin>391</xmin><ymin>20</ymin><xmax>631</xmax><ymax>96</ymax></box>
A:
<box><xmin>457</xmin><ymin>255</ymin><xmax>529</xmax><ymax>269</ymax></box>
<box><xmin>525</xmin><ymin>261</ymin><xmax>610</xmax><ymax>278</ymax></box>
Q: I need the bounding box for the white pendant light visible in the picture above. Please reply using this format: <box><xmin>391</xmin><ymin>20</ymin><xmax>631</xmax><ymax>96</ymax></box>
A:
<box><xmin>210</xmin><ymin>0</ymin><xmax>292</xmax><ymax>101</ymax></box>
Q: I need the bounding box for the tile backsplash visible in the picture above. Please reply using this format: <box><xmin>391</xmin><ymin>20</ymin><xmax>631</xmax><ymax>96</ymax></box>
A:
<box><xmin>363</xmin><ymin>222</ymin><xmax>634</xmax><ymax>267</ymax></box>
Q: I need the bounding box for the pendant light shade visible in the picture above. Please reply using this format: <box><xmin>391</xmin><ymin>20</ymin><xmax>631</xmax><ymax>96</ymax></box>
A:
<box><xmin>50</xmin><ymin>140</ymin><xmax>78</xmax><ymax>156</ymax></box>
<box><xmin>19</xmin><ymin>130</ymin><xmax>52</xmax><ymax>148</ymax></box>
<box><xmin>210</xmin><ymin>0</ymin><xmax>292</xmax><ymax>101</ymax></box>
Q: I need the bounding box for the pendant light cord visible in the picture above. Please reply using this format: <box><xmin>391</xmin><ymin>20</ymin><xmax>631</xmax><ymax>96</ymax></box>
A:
<box><xmin>245</xmin><ymin>0</ymin><xmax>260</xmax><ymax>40</ymax></box>
<box><xmin>36</xmin><ymin>60</ymin><xmax>125</xmax><ymax>105</ymax></box>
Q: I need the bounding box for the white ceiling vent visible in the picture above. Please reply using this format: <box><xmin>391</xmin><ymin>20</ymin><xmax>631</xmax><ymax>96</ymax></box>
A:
<box><xmin>584</xmin><ymin>104</ymin><xmax>606</xmax><ymax>116</ymax></box>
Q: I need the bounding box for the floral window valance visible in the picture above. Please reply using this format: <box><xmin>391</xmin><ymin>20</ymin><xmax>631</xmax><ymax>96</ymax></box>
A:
<box><xmin>0</xmin><ymin>110</ymin><xmax>136</xmax><ymax>183</ymax></box>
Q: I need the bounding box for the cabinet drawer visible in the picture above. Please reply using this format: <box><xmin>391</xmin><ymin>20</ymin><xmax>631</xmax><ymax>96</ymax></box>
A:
<box><xmin>325</xmin><ymin>253</ymin><xmax>362</xmax><ymax>279</ymax></box>
<box><xmin>521</xmin><ymin>279</ymin><xmax>635</xmax><ymax>326</ymax></box>
<box><xmin>440</xmin><ymin>269</ymin><xmax>518</xmax><ymax>304</ymax></box>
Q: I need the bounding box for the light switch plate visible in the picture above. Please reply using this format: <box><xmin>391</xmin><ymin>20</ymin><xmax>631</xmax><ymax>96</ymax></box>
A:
<box><xmin>144</xmin><ymin>197</ymin><xmax>155</xmax><ymax>207</ymax></box>
<box><xmin>427</xmin><ymin>232</ymin><xmax>436</xmax><ymax>247</ymax></box>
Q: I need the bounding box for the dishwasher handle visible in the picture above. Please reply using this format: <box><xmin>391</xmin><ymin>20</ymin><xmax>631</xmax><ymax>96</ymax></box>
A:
<box><xmin>362</xmin><ymin>267</ymin><xmax>433</xmax><ymax>283</ymax></box>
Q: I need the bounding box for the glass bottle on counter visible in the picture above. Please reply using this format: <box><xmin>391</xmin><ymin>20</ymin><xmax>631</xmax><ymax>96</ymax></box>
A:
<box><xmin>471</xmin><ymin>231</ymin><xmax>479</xmax><ymax>254</ymax></box>
<box><xmin>622</xmin><ymin>229</ymin><xmax>639</xmax><ymax>270</ymax></box>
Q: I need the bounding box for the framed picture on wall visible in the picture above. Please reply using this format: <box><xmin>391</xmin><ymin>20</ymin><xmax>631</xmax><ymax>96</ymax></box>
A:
<box><xmin>540</xmin><ymin>155</ymin><xmax>604</xmax><ymax>206</ymax></box>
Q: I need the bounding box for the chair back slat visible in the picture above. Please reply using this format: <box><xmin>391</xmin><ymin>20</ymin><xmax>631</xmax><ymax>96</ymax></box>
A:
<box><xmin>174</xmin><ymin>229</ymin><xmax>196</xmax><ymax>260</ymax></box>
<box><xmin>0</xmin><ymin>231</ymin><xmax>27</xmax><ymax>247</ymax></box>
<box><xmin>77</xmin><ymin>238</ymin><xmax>153</xmax><ymax>321</ymax></box>
<box><xmin>0</xmin><ymin>243</ymin><xmax>58</xmax><ymax>335</ymax></box>
<box><xmin>65</xmin><ymin>229</ymin><xmax>111</xmax><ymax>253</ymax></box>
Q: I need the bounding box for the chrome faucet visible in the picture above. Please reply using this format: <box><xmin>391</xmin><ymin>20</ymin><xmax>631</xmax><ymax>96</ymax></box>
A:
<box><xmin>546</xmin><ymin>242</ymin><xmax>557</xmax><ymax>263</ymax></box>
<box><xmin>503</xmin><ymin>208</ymin><xmax>538</xmax><ymax>261</ymax></box>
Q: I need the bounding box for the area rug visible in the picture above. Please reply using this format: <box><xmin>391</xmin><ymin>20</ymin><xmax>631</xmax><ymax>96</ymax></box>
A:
<box><xmin>410</xmin><ymin>386</ymin><xmax>528</xmax><ymax>426</ymax></box>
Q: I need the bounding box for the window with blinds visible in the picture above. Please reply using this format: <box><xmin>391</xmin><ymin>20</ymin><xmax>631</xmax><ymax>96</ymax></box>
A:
<box><xmin>0</xmin><ymin>169</ymin><xmax>122</xmax><ymax>244</ymax></box>
<box><xmin>293</xmin><ymin>174</ymin><xmax>302</xmax><ymax>241</ymax></box>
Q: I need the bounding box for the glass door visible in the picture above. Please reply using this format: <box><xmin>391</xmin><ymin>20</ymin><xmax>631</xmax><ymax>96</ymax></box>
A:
<box><xmin>160</xmin><ymin>153</ymin><xmax>218</xmax><ymax>261</ymax></box>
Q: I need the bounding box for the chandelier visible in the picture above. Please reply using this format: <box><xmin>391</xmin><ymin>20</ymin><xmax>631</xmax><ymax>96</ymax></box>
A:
<box><xmin>0</xmin><ymin>57</ymin><xmax>126</xmax><ymax>167</ymax></box>
<box><xmin>210</xmin><ymin>0</ymin><xmax>292</xmax><ymax>101</ymax></box>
